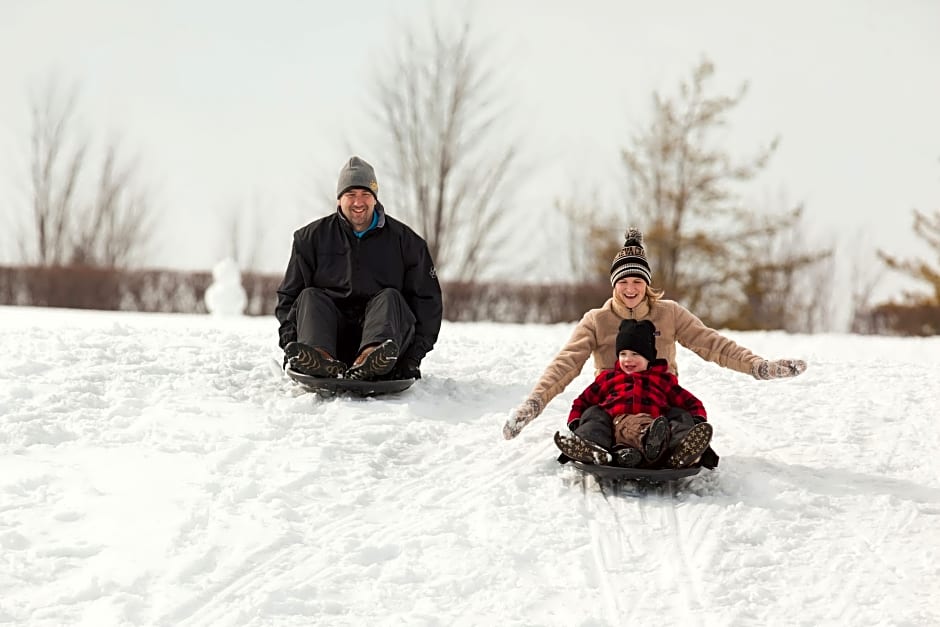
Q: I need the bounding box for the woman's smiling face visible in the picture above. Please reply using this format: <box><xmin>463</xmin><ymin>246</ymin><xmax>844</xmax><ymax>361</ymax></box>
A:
<box><xmin>614</xmin><ymin>276</ymin><xmax>647</xmax><ymax>308</ymax></box>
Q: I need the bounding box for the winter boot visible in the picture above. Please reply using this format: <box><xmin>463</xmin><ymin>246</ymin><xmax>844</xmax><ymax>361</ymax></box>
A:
<box><xmin>285</xmin><ymin>342</ymin><xmax>346</xmax><ymax>378</ymax></box>
<box><xmin>554</xmin><ymin>431</ymin><xmax>613</xmax><ymax>465</ymax></box>
<box><xmin>642</xmin><ymin>416</ymin><xmax>670</xmax><ymax>462</ymax></box>
<box><xmin>612</xmin><ymin>447</ymin><xmax>642</xmax><ymax>468</ymax></box>
<box><xmin>345</xmin><ymin>339</ymin><xmax>399</xmax><ymax>381</ymax></box>
<box><xmin>668</xmin><ymin>422</ymin><xmax>713</xmax><ymax>468</ymax></box>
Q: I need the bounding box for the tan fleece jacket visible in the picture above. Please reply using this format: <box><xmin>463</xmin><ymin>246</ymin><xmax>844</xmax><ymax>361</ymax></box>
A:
<box><xmin>530</xmin><ymin>295</ymin><xmax>763</xmax><ymax>407</ymax></box>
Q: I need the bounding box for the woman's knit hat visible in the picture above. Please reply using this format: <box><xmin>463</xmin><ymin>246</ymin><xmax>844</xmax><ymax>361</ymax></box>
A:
<box><xmin>610</xmin><ymin>227</ymin><xmax>652</xmax><ymax>286</ymax></box>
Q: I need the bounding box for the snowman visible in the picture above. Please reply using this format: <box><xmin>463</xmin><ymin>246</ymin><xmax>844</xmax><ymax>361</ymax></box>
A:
<box><xmin>204</xmin><ymin>257</ymin><xmax>247</xmax><ymax>316</ymax></box>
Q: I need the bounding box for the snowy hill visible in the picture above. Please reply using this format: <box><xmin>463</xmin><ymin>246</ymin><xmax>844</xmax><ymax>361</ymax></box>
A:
<box><xmin>1</xmin><ymin>306</ymin><xmax>938</xmax><ymax>626</ymax></box>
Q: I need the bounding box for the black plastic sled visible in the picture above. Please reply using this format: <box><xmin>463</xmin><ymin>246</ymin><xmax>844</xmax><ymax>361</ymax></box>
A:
<box><xmin>285</xmin><ymin>367</ymin><xmax>416</xmax><ymax>397</ymax></box>
<box><xmin>569</xmin><ymin>460</ymin><xmax>703</xmax><ymax>483</ymax></box>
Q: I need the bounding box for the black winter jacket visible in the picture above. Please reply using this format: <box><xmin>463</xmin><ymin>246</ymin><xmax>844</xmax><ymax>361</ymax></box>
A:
<box><xmin>275</xmin><ymin>204</ymin><xmax>443</xmax><ymax>363</ymax></box>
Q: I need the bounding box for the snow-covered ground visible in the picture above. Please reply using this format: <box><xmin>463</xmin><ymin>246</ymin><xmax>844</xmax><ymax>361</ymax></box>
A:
<box><xmin>1</xmin><ymin>306</ymin><xmax>938</xmax><ymax>627</ymax></box>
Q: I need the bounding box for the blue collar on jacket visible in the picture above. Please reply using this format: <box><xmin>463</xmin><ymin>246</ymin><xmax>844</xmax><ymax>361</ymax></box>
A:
<box><xmin>352</xmin><ymin>211</ymin><xmax>379</xmax><ymax>239</ymax></box>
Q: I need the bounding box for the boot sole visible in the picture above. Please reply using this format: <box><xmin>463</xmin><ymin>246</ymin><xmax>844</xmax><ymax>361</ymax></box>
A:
<box><xmin>554</xmin><ymin>431</ymin><xmax>612</xmax><ymax>465</ymax></box>
<box><xmin>346</xmin><ymin>340</ymin><xmax>399</xmax><ymax>380</ymax></box>
<box><xmin>285</xmin><ymin>342</ymin><xmax>345</xmax><ymax>378</ymax></box>
<box><xmin>643</xmin><ymin>416</ymin><xmax>669</xmax><ymax>461</ymax></box>
<box><xmin>668</xmin><ymin>422</ymin><xmax>713</xmax><ymax>468</ymax></box>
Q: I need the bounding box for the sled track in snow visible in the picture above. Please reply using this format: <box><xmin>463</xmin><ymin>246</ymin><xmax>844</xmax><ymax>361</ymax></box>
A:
<box><xmin>589</xmin><ymin>479</ymin><xmax>634</xmax><ymax>623</ymax></box>
<box><xmin>656</xmin><ymin>483</ymin><xmax>707</xmax><ymax>619</ymax></box>
<box><xmin>160</xmin><ymin>419</ymin><xmax>549</xmax><ymax>626</ymax></box>
<box><xmin>579</xmin><ymin>474</ymin><xmax>710</xmax><ymax>626</ymax></box>
<box><xmin>160</xmin><ymin>532</ymin><xmax>303</xmax><ymax>626</ymax></box>
<box><xmin>632</xmin><ymin>481</ymin><xmax>705</xmax><ymax>624</ymax></box>
<box><xmin>578</xmin><ymin>479</ymin><xmax>634</xmax><ymax>623</ymax></box>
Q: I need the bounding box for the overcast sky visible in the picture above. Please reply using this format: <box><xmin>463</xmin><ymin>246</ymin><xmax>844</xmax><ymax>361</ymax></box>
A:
<box><xmin>1</xmin><ymin>0</ymin><xmax>938</xmax><ymax>290</ymax></box>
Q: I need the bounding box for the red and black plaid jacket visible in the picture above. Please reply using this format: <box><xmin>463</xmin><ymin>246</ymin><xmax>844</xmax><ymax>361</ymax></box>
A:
<box><xmin>568</xmin><ymin>359</ymin><xmax>706</xmax><ymax>425</ymax></box>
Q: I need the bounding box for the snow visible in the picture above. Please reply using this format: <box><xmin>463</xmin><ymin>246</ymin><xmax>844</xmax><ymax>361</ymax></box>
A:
<box><xmin>2</xmin><ymin>305</ymin><xmax>939</xmax><ymax>626</ymax></box>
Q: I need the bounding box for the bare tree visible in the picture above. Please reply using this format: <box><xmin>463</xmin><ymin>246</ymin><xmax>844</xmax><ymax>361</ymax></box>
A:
<box><xmin>20</xmin><ymin>77</ymin><xmax>153</xmax><ymax>269</ymax></box>
<box><xmin>620</xmin><ymin>58</ymin><xmax>788</xmax><ymax>313</ymax></box>
<box><xmin>555</xmin><ymin>196</ymin><xmax>619</xmax><ymax>283</ymax></box>
<box><xmin>878</xmin><ymin>207</ymin><xmax>940</xmax><ymax>305</ymax></box>
<box><xmin>369</xmin><ymin>14</ymin><xmax>518</xmax><ymax>281</ymax></box>
<box><xmin>848</xmin><ymin>235</ymin><xmax>886</xmax><ymax>334</ymax></box>
<box><xmin>70</xmin><ymin>143</ymin><xmax>152</xmax><ymax>267</ymax></box>
<box><xmin>558</xmin><ymin>58</ymin><xmax>832</xmax><ymax>329</ymax></box>
<box><xmin>733</xmin><ymin>204</ymin><xmax>833</xmax><ymax>331</ymax></box>
<box><xmin>852</xmin><ymin>164</ymin><xmax>940</xmax><ymax>334</ymax></box>
<box><xmin>25</xmin><ymin>79</ymin><xmax>85</xmax><ymax>265</ymax></box>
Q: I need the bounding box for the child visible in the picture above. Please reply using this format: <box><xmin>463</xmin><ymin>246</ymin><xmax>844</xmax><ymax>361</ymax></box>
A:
<box><xmin>554</xmin><ymin>319</ymin><xmax>712</xmax><ymax>469</ymax></box>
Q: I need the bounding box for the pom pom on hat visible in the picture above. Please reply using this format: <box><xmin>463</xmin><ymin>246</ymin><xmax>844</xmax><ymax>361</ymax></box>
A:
<box><xmin>610</xmin><ymin>227</ymin><xmax>652</xmax><ymax>286</ymax></box>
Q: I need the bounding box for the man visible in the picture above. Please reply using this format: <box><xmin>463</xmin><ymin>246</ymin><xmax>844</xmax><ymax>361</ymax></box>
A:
<box><xmin>275</xmin><ymin>156</ymin><xmax>443</xmax><ymax>381</ymax></box>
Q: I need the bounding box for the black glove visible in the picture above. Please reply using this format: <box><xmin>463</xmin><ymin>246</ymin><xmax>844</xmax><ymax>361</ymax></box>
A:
<box><xmin>391</xmin><ymin>356</ymin><xmax>421</xmax><ymax>380</ymax></box>
<box><xmin>387</xmin><ymin>342</ymin><xmax>425</xmax><ymax>379</ymax></box>
<box><xmin>282</xmin><ymin>352</ymin><xmax>290</xmax><ymax>370</ymax></box>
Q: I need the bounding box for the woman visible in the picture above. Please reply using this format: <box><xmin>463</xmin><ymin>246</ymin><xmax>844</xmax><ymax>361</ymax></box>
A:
<box><xmin>502</xmin><ymin>227</ymin><xmax>807</xmax><ymax>441</ymax></box>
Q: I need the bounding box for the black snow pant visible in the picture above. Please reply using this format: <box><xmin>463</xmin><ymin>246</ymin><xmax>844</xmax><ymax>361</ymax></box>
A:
<box><xmin>556</xmin><ymin>406</ymin><xmax>615</xmax><ymax>464</ymax></box>
<box><xmin>290</xmin><ymin>287</ymin><xmax>416</xmax><ymax>366</ymax></box>
<box><xmin>572</xmin><ymin>406</ymin><xmax>615</xmax><ymax>449</ymax></box>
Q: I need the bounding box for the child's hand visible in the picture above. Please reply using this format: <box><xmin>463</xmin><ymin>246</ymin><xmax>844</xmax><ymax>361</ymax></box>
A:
<box><xmin>502</xmin><ymin>394</ymin><xmax>545</xmax><ymax>439</ymax></box>
<box><xmin>751</xmin><ymin>359</ymin><xmax>807</xmax><ymax>380</ymax></box>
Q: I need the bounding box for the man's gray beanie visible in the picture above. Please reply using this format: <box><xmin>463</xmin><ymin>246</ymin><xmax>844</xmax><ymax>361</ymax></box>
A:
<box><xmin>336</xmin><ymin>156</ymin><xmax>379</xmax><ymax>199</ymax></box>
